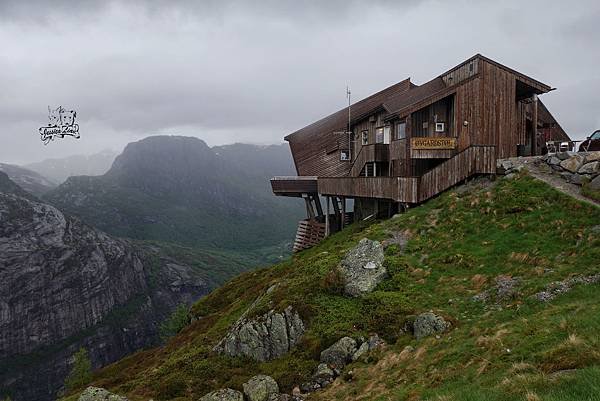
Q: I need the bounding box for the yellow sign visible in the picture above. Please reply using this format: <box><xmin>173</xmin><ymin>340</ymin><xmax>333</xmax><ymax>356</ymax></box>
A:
<box><xmin>411</xmin><ymin>137</ymin><xmax>456</xmax><ymax>150</ymax></box>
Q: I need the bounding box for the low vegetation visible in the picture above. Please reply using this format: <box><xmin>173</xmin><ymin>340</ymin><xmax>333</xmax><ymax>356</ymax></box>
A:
<box><xmin>60</xmin><ymin>174</ymin><xmax>600</xmax><ymax>401</ymax></box>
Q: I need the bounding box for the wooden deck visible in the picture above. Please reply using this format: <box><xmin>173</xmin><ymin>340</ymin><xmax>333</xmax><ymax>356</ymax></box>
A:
<box><xmin>319</xmin><ymin>145</ymin><xmax>496</xmax><ymax>203</ymax></box>
<box><xmin>271</xmin><ymin>176</ymin><xmax>318</xmax><ymax>197</ymax></box>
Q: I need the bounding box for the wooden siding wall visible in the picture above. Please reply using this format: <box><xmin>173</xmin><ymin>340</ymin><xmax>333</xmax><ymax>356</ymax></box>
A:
<box><xmin>479</xmin><ymin>60</ymin><xmax>519</xmax><ymax>159</ymax></box>
<box><xmin>454</xmin><ymin>77</ymin><xmax>482</xmax><ymax>153</ymax></box>
<box><xmin>411</xmin><ymin>96</ymin><xmax>454</xmax><ymax>137</ymax></box>
<box><xmin>288</xmin><ymin>130</ymin><xmax>352</xmax><ymax>177</ymax></box>
<box><xmin>389</xmin><ymin>139</ymin><xmax>407</xmax><ymax>176</ymax></box>
<box><xmin>318</xmin><ymin>176</ymin><xmax>419</xmax><ymax>203</ymax></box>
<box><xmin>442</xmin><ymin>58</ymin><xmax>479</xmax><ymax>86</ymax></box>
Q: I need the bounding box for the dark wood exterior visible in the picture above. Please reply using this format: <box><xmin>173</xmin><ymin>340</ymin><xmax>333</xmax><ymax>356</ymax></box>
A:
<box><xmin>272</xmin><ymin>54</ymin><xmax>570</xmax><ymax>251</ymax></box>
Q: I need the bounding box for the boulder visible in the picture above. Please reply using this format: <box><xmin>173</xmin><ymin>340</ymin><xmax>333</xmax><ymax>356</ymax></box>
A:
<box><xmin>312</xmin><ymin>363</ymin><xmax>335</xmax><ymax>386</ymax></box>
<box><xmin>578</xmin><ymin>161</ymin><xmax>599</xmax><ymax>175</ymax></box>
<box><xmin>556</xmin><ymin>151</ymin><xmax>575</xmax><ymax>161</ymax></box>
<box><xmin>268</xmin><ymin>395</ymin><xmax>291</xmax><ymax>401</ymax></box>
<box><xmin>367</xmin><ymin>334</ymin><xmax>384</xmax><ymax>350</ymax></box>
<box><xmin>413</xmin><ymin>312</ymin><xmax>450</xmax><ymax>340</ymax></box>
<box><xmin>569</xmin><ymin>174</ymin><xmax>588</xmax><ymax>186</ymax></box>
<box><xmin>559</xmin><ymin>172</ymin><xmax>573</xmax><ymax>181</ymax></box>
<box><xmin>243</xmin><ymin>375</ymin><xmax>279</xmax><ymax>401</ymax></box>
<box><xmin>215</xmin><ymin>306</ymin><xmax>305</xmax><ymax>362</ymax></box>
<box><xmin>590</xmin><ymin>175</ymin><xmax>600</xmax><ymax>191</ymax></box>
<box><xmin>78</xmin><ymin>387</ymin><xmax>128</xmax><ymax>401</ymax></box>
<box><xmin>199</xmin><ymin>389</ymin><xmax>244</xmax><ymax>401</ymax></box>
<box><xmin>351</xmin><ymin>341</ymin><xmax>369</xmax><ymax>361</ymax></box>
<box><xmin>340</xmin><ymin>238</ymin><xmax>386</xmax><ymax>297</ymax></box>
<box><xmin>547</xmin><ymin>156</ymin><xmax>562</xmax><ymax>166</ymax></box>
<box><xmin>559</xmin><ymin>154</ymin><xmax>585</xmax><ymax>173</ymax></box>
<box><xmin>584</xmin><ymin>151</ymin><xmax>600</xmax><ymax>163</ymax></box>
<box><xmin>320</xmin><ymin>337</ymin><xmax>357</xmax><ymax>369</ymax></box>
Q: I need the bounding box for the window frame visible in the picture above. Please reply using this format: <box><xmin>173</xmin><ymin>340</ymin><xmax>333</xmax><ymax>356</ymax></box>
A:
<box><xmin>340</xmin><ymin>150</ymin><xmax>350</xmax><ymax>161</ymax></box>
<box><xmin>375</xmin><ymin>127</ymin><xmax>384</xmax><ymax>144</ymax></box>
<box><xmin>396</xmin><ymin>121</ymin><xmax>406</xmax><ymax>140</ymax></box>
<box><xmin>361</xmin><ymin>130</ymin><xmax>369</xmax><ymax>145</ymax></box>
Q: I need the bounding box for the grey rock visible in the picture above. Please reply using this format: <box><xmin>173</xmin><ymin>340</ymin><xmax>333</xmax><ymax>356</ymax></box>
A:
<box><xmin>504</xmin><ymin>173</ymin><xmax>516</xmax><ymax>180</ymax></box>
<box><xmin>200</xmin><ymin>388</ymin><xmax>245</xmax><ymax>401</ymax></box>
<box><xmin>559</xmin><ymin>154</ymin><xmax>585</xmax><ymax>173</ymax></box>
<box><xmin>590</xmin><ymin>175</ymin><xmax>600</xmax><ymax>191</ymax></box>
<box><xmin>312</xmin><ymin>363</ymin><xmax>335</xmax><ymax>385</ymax></box>
<box><xmin>550</xmin><ymin>164</ymin><xmax>563</xmax><ymax>171</ymax></box>
<box><xmin>215</xmin><ymin>306</ymin><xmax>305</xmax><ymax>362</ymax></box>
<box><xmin>473</xmin><ymin>276</ymin><xmax>519</xmax><ymax>304</ymax></box>
<box><xmin>413</xmin><ymin>312</ymin><xmax>450</xmax><ymax>339</ymax></box>
<box><xmin>578</xmin><ymin>161</ymin><xmax>599</xmax><ymax>175</ymax></box>
<box><xmin>559</xmin><ymin>172</ymin><xmax>573</xmax><ymax>181</ymax></box>
<box><xmin>78</xmin><ymin>387</ymin><xmax>128</xmax><ymax>401</ymax></box>
<box><xmin>534</xmin><ymin>274</ymin><xmax>600</xmax><ymax>302</ymax></box>
<box><xmin>556</xmin><ymin>151</ymin><xmax>575</xmax><ymax>161</ymax></box>
<box><xmin>243</xmin><ymin>375</ymin><xmax>279</xmax><ymax>401</ymax></box>
<box><xmin>351</xmin><ymin>341</ymin><xmax>369</xmax><ymax>361</ymax></box>
<box><xmin>367</xmin><ymin>334</ymin><xmax>384</xmax><ymax>350</ymax></box>
<box><xmin>584</xmin><ymin>151</ymin><xmax>600</xmax><ymax>163</ymax></box>
<box><xmin>569</xmin><ymin>174</ymin><xmax>588</xmax><ymax>186</ymax></box>
<box><xmin>547</xmin><ymin>156</ymin><xmax>562</xmax><ymax>166</ymax></box>
<box><xmin>340</xmin><ymin>238</ymin><xmax>386</xmax><ymax>297</ymax></box>
<box><xmin>498</xmin><ymin>160</ymin><xmax>514</xmax><ymax>172</ymax></box>
<box><xmin>320</xmin><ymin>337</ymin><xmax>357</xmax><ymax>369</ymax></box>
<box><xmin>0</xmin><ymin>172</ymin><xmax>207</xmax><ymax>401</ymax></box>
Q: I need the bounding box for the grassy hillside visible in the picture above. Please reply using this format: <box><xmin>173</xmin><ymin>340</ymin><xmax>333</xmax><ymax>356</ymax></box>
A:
<box><xmin>62</xmin><ymin>174</ymin><xmax>600</xmax><ymax>401</ymax></box>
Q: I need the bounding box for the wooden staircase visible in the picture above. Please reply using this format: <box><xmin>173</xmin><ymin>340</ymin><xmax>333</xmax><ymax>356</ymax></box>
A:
<box><xmin>292</xmin><ymin>218</ymin><xmax>326</xmax><ymax>252</ymax></box>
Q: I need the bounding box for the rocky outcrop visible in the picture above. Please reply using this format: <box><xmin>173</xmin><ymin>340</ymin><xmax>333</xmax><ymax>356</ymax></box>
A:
<box><xmin>473</xmin><ymin>275</ymin><xmax>520</xmax><ymax>304</ymax></box>
<box><xmin>498</xmin><ymin>151</ymin><xmax>600</xmax><ymax>190</ymax></box>
<box><xmin>412</xmin><ymin>313</ymin><xmax>450</xmax><ymax>339</ymax></box>
<box><xmin>340</xmin><ymin>238</ymin><xmax>386</xmax><ymax>297</ymax></box>
<box><xmin>534</xmin><ymin>274</ymin><xmax>600</xmax><ymax>302</ymax></box>
<box><xmin>199</xmin><ymin>388</ymin><xmax>244</xmax><ymax>401</ymax></box>
<box><xmin>0</xmin><ymin>172</ymin><xmax>208</xmax><ymax>401</ymax></box>
<box><xmin>243</xmin><ymin>375</ymin><xmax>279</xmax><ymax>401</ymax></box>
<box><xmin>320</xmin><ymin>337</ymin><xmax>357</xmax><ymax>370</ymax></box>
<box><xmin>300</xmin><ymin>334</ymin><xmax>384</xmax><ymax>394</ymax></box>
<box><xmin>78</xmin><ymin>386</ymin><xmax>128</xmax><ymax>401</ymax></box>
<box><xmin>214</xmin><ymin>306</ymin><xmax>305</xmax><ymax>362</ymax></box>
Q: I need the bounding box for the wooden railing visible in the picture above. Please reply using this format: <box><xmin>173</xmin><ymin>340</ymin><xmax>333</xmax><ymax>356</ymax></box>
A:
<box><xmin>318</xmin><ymin>145</ymin><xmax>496</xmax><ymax>203</ymax></box>
<box><xmin>349</xmin><ymin>144</ymin><xmax>389</xmax><ymax>177</ymax></box>
<box><xmin>418</xmin><ymin>145</ymin><xmax>495</xmax><ymax>201</ymax></box>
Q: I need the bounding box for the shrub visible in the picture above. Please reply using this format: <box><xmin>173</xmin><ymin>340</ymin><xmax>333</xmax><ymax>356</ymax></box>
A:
<box><xmin>64</xmin><ymin>347</ymin><xmax>92</xmax><ymax>392</ymax></box>
<box><xmin>159</xmin><ymin>304</ymin><xmax>190</xmax><ymax>341</ymax></box>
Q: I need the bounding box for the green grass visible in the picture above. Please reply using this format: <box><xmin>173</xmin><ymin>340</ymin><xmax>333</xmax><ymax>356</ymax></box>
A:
<box><xmin>59</xmin><ymin>175</ymin><xmax>600</xmax><ymax>401</ymax></box>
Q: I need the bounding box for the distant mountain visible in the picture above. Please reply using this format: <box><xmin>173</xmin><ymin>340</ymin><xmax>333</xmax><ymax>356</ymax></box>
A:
<box><xmin>0</xmin><ymin>171</ymin><xmax>210</xmax><ymax>401</ymax></box>
<box><xmin>0</xmin><ymin>163</ymin><xmax>56</xmax><ymax>196</ymax></box>
<box><xmin>43</xmin><ymin>136</ymin><xmax>304</xmax><ymax>258</ymax></box>
<box><xmin>25</xmin><ymin>149</ymin><xmax>118</xmax><ymax>183</ymax></box>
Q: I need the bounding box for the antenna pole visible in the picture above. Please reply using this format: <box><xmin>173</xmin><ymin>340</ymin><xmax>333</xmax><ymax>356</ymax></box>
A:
<box><xmin>347</xmin><ymin>86</ymin><xmax>352</xmax><ymax>158</ymax></box>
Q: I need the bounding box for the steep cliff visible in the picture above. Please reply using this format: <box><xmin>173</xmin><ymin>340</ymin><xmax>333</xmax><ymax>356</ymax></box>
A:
<box><xmin>0</xmin><ymin>172</ymin><xmax>208</xmax><ymax>401</ymax></box>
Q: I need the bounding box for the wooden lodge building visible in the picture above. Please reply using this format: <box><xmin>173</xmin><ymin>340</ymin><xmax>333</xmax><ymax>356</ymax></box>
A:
<box><xmin>271</xmin><ymin>54</ymin><xmax>570</xmax><ymax>252</ymax></box>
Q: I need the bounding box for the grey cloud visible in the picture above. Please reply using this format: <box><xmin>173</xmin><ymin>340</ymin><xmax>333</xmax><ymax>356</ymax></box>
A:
<box><xmin>0</xmin><ymin>0</ymin><xmax>599</xmax><ymax>164</ymax></box>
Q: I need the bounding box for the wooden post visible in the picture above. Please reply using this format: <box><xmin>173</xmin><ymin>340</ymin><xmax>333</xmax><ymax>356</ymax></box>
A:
<box><xmin>313</xmin><ymin>194</ymin><xmax>323</xmax><ymax>217</ymax></box>
<box><xmin>325</xmin><ymin>196</ymin><xmax>330</xmax><ymax>237</ymax></box>
<box><xmin>405</xmin><ymin>113</ymin><xmax>412</xmax><ymax>176</ymax></box>
<box><xmin>341</xmin><ymin>197</ymin><xmax>346</xmax><ymax>229</ymax></box>
<box><xmin>304</xmin><ymin>196</ymin><xmax>315</xmax><ymax>219</ymax></box>
<box><xmin>531</xmin><ymin>94</ymin><xmax>538</xmax><ymax>156</ymax></box>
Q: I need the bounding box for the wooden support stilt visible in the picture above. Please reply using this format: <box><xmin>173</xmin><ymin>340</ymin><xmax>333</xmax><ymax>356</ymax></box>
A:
<box><xmin>313</xmin><ymin>194</ymin><xmax>324</xmax><ymax>217</ymax></box>
<box><xmin>341</xmin><ymin>197</ymin><xmax>346</xmax><ymax>229</ymax></box>
<box><xmin>325</xmin><ymin>196</ymin><xmax>330</xmax><ymax>237</ymax></box>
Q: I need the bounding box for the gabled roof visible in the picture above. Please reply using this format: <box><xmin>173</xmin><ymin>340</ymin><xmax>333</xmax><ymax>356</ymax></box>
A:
<box><xmin>285</xmin><ymin>54</ymin><xmax>554</xmax><ymax>142</ymax></box>
<box><xmin>284</xmin><ymin>78</ymin><xmax>412</xmax><ymax>141</ymax></box>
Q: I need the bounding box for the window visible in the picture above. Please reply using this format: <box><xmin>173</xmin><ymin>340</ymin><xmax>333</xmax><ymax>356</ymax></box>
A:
<box><xmin>383</xmin><ymin>126</ymin><xmax>391</xmax><ymax>144</ymax></box>
<box><xmin>340</xmin><ymin>150</ymin><xmax>350</xmax><ymax>161</ymax></box>
<box><xmin>361</xmin><ymin>131</ymin><xmax>369</xmax><ymax>145</ymax></box>
<box><xmin>396</xmin><ymin>122</ymin><xmax>406</xmax><ymax>140</ymax></box>
<box><xmin>375</xmin><ymin>127</ymin><xmax>384</xmax><ymax>143</ymax></box>
<box><xmin>435</xmin><ymin>122</ymin><xmax>445</xmax><ymax>133</ymax></box>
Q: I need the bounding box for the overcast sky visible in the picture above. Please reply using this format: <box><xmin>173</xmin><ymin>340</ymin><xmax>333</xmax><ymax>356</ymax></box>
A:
<box><xmin>1</xmin><ymin>0</ymin><xmax>598</xmax><ymax>164</ymax></box>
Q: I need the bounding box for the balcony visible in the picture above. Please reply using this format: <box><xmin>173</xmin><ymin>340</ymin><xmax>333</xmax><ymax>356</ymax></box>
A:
<box><xmin>271</xmin><ymin>176</ymin><xmax>318</xmax><ymax>197</ymax></box>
